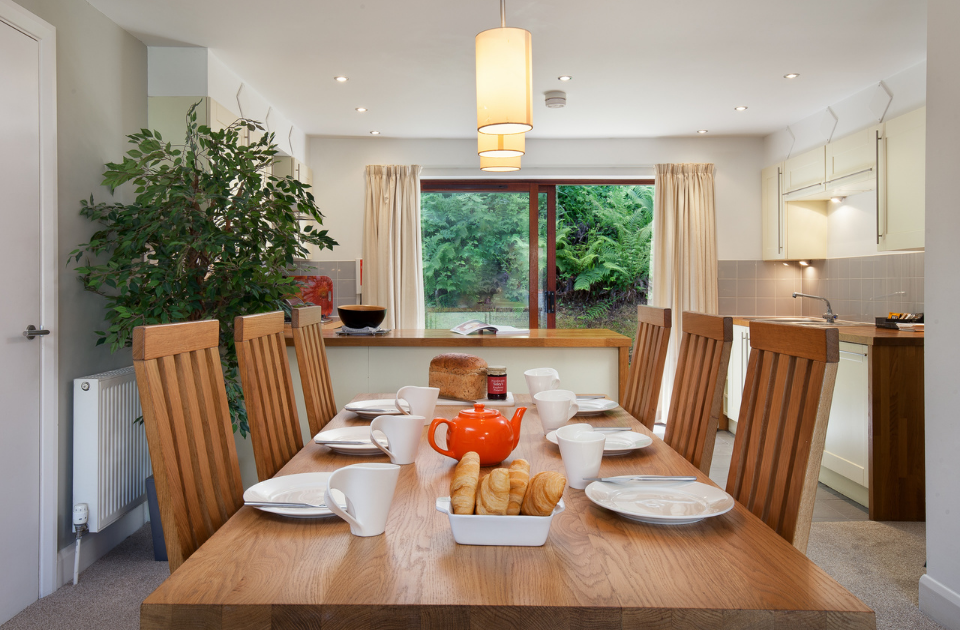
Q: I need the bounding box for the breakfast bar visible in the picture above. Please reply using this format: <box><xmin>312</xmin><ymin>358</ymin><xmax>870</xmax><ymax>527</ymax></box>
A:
<box><xmin>142</xmin><ymin>394</ymin><xmax>874</xmax><ymax>629</ymax></box>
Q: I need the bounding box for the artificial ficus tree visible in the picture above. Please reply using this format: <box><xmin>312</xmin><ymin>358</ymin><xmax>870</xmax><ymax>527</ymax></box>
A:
<box><xmin>71</xmin><ymin>103</ymin><xmax>337</xmax><ymax>435</ymax></box>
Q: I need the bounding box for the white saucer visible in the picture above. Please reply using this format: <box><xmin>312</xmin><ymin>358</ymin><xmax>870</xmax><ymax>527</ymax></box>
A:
<box><xmin>243</xmin><ymin>472</ymin><xmax>346</xmax><ymax>519</ymax></box>
<box><xmin>343</xmin><ymin>399</ymin><xmax>410</xmax><ymax>420</ymax></box>
<box><xmin>545</xmin><ymin>428</ymin><xmax>652</xmax><ymax>456</ymax></box>
<box><xmin>314</xmin><ymin>426</ymin><xmax>389</xmax><ymax>455</ymax></box>
<box><xmin>574</xmin><ymin>399</ymin><xmax>619</xmax><ymax>416</ymax></box>
<box><xmin>585</xmin><ymin>479</ymin><xmax>734</xmax><ymax>524</ymax></box>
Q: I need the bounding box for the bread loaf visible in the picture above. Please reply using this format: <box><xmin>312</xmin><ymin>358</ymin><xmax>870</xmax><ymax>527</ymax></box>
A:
<box><xmin>429</xmin><ymin>353</ymin><xmax>487</xmax><ymax>401</ymax></box>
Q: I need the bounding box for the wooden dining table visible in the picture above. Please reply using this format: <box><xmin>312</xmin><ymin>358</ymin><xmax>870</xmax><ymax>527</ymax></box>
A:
<box><xmin>141</xmin><ymin>394</ymin><xmax>875</xmax><ymax>629</ymax></box>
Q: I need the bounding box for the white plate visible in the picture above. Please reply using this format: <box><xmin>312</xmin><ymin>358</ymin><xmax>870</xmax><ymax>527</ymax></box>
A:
<box><xmin>435</xmin><ymin>497</ymin><xmax>564</xmax><ymax>546</ymax></box>
<box><xmin>545</xmin><ymin>429</ymin><xmax>652</xmax><ymax>456</ymax></box>
<box><xmin>585</xmin><ymin>479</ymin><xmax>734</xmax><ymax>525</ymax></box>
<box><xmin>314</xmin><ymin>426</ymin><xmax>389</xmax><ymax>455</ymax></box>
<box><xmin>243</xmin><ymin>472</ymin><xmax>346</xmax><ymax>519</ymax></box>
<box><xmin>344</xmin><ymin>399</ymin><xmax>410</xmax><ymax>420</ymax></box>
<box><xmin>574</xmin><ymin>399</ymin><xmax>619</xmax><ymax>416</ymax></box>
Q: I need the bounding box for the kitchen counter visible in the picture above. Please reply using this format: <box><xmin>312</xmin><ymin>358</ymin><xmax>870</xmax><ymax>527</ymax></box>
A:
<box><xmin>731</xmin><ymin>317</ymin><xmax>924</xmax><ymax>346</ymax></box>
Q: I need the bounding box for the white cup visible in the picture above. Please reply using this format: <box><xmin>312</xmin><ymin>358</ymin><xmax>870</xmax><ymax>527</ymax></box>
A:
<box><xmin>534</xmin><ymin>389</ymin><xmax>579</xmax><ymax>434</ymax></box>
<box><xmin>370</xmin><ymin>414</ymin><xmax>424</xmax><ymax>465</ymax></box>
<box><xmin>324</xmin><ymin>463</ymin><xmax>401</xmax><ymax>537</ymax></box>
<box><xmin>556</xmin><ymin>424</ymin><xmax>605</xmax><ymax>490</ymax></box>
<box><xmin>524</xmin><ymin>367</ymin><xmax>560</xmax><ymax>397</ymax></box>
<box><xmin>395</xmin><ymin>386</ymin><xmax>440</xmax><ymax>425</ymax></box>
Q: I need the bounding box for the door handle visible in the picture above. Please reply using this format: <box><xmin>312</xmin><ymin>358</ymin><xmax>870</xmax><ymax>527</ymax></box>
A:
<box><xmin>23</xmin><ymin>325</ymin><xmax>50</xmax><ymax>339</ymax></box>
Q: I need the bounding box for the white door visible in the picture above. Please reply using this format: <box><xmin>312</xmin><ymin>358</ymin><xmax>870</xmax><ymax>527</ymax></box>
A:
<box><xmin>0</xmin><ymin>17</ymin><xmax>42</xmax><ymax>624</ymax></box>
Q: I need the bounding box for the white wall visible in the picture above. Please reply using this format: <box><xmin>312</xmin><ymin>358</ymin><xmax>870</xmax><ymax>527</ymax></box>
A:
<box><xmin>12</xmin><ymin>0</ymin><xmax>146</xmax><ymax>551</ymax></box>
<box><xmin>308</xmin><ymin>135</ymin><xmax>765</xmax><ymax>262</ymax></box>
<box><xmin>920</xmin><ymin>1</ymin><xmax>960</xmax><ymax>627</ymax></box>
<box><xmin>147</xmin><ymin>47</ymin><xmax>309</xmax><ymax>162</ymax></box>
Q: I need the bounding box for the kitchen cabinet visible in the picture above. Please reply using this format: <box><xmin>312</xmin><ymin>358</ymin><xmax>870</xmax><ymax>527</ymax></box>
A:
<box><xmin>148</xmin><ymin>96</ymin><xmax>245</xmax><ymax>145</ymax></box>
<box><xmin>825</xmin><ymin>125</ymin><xmax>880</xmax><ymax>185</ymax></box>
<box><xmin>761</xmin><ymin>163</ymin><xmax>827</xmax><ymax>261</ymax></box>
<box><xmin>724</xmin><ymin>324</ymin><xmax>751</xmax><ymax>432</ymax></box>
<box><xmin>819</xmin><ymin>342</ymin><xmax>869</xmax><ymax>506</ymax></box>
<box><xmin>273</xmin><ymin>156</ymin><xmax>313</xmax><ymax>186</ymax></box>
<box><xmin>878</xmin><ymin>106</ymin><xmax>925</xmax><ymax>251</ymax></box>
<box><xmin>783</xmin><ymin>146</ymin><xmax>826</xmax><ymax>196</ymax></box>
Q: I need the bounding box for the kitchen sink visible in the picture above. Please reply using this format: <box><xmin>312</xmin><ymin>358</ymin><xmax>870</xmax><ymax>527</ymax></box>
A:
<box><xmin>750</xmin><ymin>317</ymin><xmax>866</xmax><ymax>327</ymax></box>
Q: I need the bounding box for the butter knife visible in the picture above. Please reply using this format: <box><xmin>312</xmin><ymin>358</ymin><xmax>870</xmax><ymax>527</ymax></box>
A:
<box><xmin>315</xmin><ymin>439</ymin><xmax>374</xmax><ymax>445</ymax></box>
<box><xmin>245</xmin><ymin>501</ymin><xmax>328</xmax><ymax>509</ymax></box>
<box><xmin>583</xmin><ymin>475</ymin><xmax>697</xmax><ymax>484</ymax></box>
<box><xmin>591</xmin><ymin>427</ymin><xmax>632</xmax><ymax>433</ymax></box>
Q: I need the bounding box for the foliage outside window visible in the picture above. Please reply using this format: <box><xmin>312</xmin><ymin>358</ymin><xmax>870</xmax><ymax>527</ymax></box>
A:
<box><xmin>71</xmin><ymin>104</ymin><xmax>337</xmax><ymax>435</ymax></box>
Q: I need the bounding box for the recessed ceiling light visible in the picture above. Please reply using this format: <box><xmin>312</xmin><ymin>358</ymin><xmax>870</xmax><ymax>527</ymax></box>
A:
<box><xmin>356</xmin><ymin>107</ymin><xmax>367</xmax><ymax>112</ymax></box>
<box><xmin>334</xmin><ymin>76</ymin><xmax>349</xmax><ymax>82</ymax></box>
<box><xmin>697</xmin><ymin>129</ymin><xmax>708</xmax><ymax>134</ymax></box>
<box><xmin>558</xmin><ymin>75</ymin><xmax>572</xmax><ymax>81</ymax></box>
<box><xmin>784</xmin><ymin>73</ymin><xmax>800</xmax><ymax>79</ymax></box>
<box><xmin>370</xmin><ymin>130</ymin><xmax>380</xmax><ymax>135</ymax></box>
<box><xmin>734</xmin><ymin>106</ymin><xmax>748</xmax><ymax>111</ymax></box>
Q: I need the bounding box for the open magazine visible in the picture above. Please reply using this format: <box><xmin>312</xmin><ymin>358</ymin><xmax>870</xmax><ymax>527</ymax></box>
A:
<box><xmin>450</xmin><ymin>319</ymin><xmax>530</xmax><ymax>335</ymax></box>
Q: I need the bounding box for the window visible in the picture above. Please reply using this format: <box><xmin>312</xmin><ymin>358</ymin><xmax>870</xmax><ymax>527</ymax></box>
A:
<box><xmin>420</xmin><ymin>180</ymin><xmax>653</xmax><ymax>340</ymax></box>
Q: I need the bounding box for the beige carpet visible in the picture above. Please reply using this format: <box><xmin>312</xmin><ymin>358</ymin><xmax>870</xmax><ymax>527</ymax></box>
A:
<box><xmin>1</xmin><ymin>521</ymin><xmax>944</xmax><ymax>629</ymax></box>
<box><xmin>0</xmin><ymin>525</ymin><xmax>168</xmax><ymax>630</ymax></box>
<box><xmin>807</xmin><ymin>521</ymin><xmax>944</xmax><ymax>630</ymax></box>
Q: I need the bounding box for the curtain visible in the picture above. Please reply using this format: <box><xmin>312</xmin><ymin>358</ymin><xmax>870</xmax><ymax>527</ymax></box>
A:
<box><xmin>362</xmin><ymin>165</ymin><xmax>425</xmax><ymax>329</ymax></box>
<box><xmin>651</xmin><ymin>163</ymin><xmax>719</xmax><ymax>420</ymax></box>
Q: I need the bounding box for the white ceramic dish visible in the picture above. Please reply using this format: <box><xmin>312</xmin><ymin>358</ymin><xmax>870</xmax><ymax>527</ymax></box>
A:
<box><xmin>585</xmin><ymin>479</ymin><xmax>734</xmax><ymax>525</ymax></box>
<box><xmin>344</xmin><ymin>399</ymin><xmax>410</xmax><ymax>420</ymax></box>
<box><xmin>574</xmin><ymin>399</ymin><xmax>618</xmax><ymax>416</ymax></box>
<box><xmin>435</xmin><ymin>497</ymin><xmax>565</xmax><ymax>546</ymax></box>
<box><xmin>314</xmin><ymin>426</ymin><xmax>389</xmax><ymax>455</ymax></box>
<box><xmin>545</xmin><ymin>429</ymin><xmax>652</xmax><ymax>456</ymax></box>
<box><xmin>243</xmin><ymin>472</ymin><xmax>346</xmax><ymax>519</ymax></box>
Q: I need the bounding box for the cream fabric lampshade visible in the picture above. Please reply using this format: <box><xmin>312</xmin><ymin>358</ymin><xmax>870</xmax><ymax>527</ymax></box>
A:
<box><xmin>476</xmin><ymin>26</ymin><xmax>533</xmax><ymax>135</ymax></box>
<box><xmin>477</xmin><ymin>132</ymin><xmax>525</xmax><ymax>158</ymax></box>
<box><xmin>480</xmin><ymin>156</ymin><xmax>521</xmax><ymax>172</ymax></box>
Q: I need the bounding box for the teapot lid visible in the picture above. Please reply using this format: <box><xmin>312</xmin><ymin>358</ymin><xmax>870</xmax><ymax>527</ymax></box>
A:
<box><xmin>457</xmin><ymin>403</ymin><xmax>501</xmax><ymax>419</ymax></box>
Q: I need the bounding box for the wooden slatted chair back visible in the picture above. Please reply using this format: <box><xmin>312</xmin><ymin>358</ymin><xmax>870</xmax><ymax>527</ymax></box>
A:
<box><xmin>235</xmin><ymin>311</ymin><xmax>303</xmax><ymax>482</ymax></box>
<box><xmin>726</xmin><ymin>321</ymin><xmax>840</xmax><ymax>553</ymax></box>
<box><xmin>621</xmin><ymin>305</ymin><xmax>672</xmax><ymax>429</ymax></box>
<box><xmin>290</xmin><ymin>306</ymin><xmax>338</xmax><ymax>435</ymax></box>
<box><xmin>132</xmin><ymin>320</ymin><xmax>243</xmax><ymax>573</ymax></box>
<box><xmin>662</xmin><ymin>313</ymin><xmax>733</xmax><ymax>474</ymax></box>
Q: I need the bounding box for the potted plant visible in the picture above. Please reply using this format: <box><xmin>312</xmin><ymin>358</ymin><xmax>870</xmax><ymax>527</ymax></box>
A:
<box><xmin>71</xmin><ymin>103</ymin><xmax>337</xmax><ymax>435</ymax></box>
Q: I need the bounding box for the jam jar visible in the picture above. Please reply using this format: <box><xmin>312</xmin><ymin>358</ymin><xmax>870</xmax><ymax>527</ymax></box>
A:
<box><xmin>486</xmin><ymin>365</ymin><xmax>507</xmax><ymax>400</ymax></box>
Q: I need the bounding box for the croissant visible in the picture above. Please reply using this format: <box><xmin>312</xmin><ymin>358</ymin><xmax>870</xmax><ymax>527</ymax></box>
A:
<box><xmin>506</xmin><ymin>459</ymin><xmax>531</xmax><ymax>515</ymax></box>
<box><xmin>520</xmin><ymin>471</ymin><xmax>566</xmax><ymax>516</ymax></box>
<box><xmin>450</xmin><ymin>452</ymin><xmax>480</xmax><ymax>515</ymax></box>
<box><xmin>475</xmin><ymin>468</ymin><xmax>510</xmax><ymax>515</ymax></box>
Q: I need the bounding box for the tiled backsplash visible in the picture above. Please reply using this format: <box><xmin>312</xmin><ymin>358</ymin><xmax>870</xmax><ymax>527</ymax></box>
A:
<box><xmin>288</xmin><ymin>259</ymin><xmax>360</xmax><ymax>310</ymax></box>
<box><xmin>718</xmin><ymin>252</ymin><xmax>924</xmax><ymax>322</ymax></box>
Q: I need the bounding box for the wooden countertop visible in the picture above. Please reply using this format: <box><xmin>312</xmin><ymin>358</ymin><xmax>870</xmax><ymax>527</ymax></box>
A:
<box><xmin>730</xmin><ymin>317</ymin><xmax>924</xmax><ymax>346</ymax></box>
<box><xmin>141</xmin><ymin>394</ymin><xmax>874</xmax><ymax>629</ymax></box>
<box><xmin>285</xmin><ymin>326</ymin><xmax>632</xmax><ymax>348</ymax></box>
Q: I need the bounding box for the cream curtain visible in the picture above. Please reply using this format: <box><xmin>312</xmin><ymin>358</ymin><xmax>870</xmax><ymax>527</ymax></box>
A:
<box><xmin>651</xmin><ymin>163</ymin><xmax>719</xmax><ymax>419</ymax></box>
<box><xmin>362</xmin><ymin>165</ymin><xmax>425</xmax><ymax>329</ymax></box>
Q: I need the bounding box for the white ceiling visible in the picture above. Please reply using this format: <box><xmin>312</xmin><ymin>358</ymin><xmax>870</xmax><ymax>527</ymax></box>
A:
<box><xmin>87</xmin><ymin>0</ymin><xmax>927</xmax><ymax>139</ymax></box>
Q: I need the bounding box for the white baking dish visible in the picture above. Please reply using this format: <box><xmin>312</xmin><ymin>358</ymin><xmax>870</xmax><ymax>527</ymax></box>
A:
<box><xmin>435</xmin><ymin>497</ymin><xmax>565</xmax><ymax>546</ymax></box>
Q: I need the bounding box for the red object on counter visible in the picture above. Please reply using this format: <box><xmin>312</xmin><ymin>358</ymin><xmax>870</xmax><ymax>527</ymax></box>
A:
<box><xmin>293</xmin><ymin>275</ymin><xmax>333</xmax><ymax>316</ymax></box>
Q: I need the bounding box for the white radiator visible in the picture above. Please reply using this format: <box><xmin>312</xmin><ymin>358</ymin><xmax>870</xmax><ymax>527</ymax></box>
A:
<box><xmin>73</xmin><ymin>367</ymin><xmax>151</xmax><ymax>533</ymax></box>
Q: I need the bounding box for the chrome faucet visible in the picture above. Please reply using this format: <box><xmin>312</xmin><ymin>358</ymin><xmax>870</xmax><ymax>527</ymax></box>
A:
<box><xmin>792</xmin><ymin>292</ymin><xmax>838</xmax><ymax>322</ymax></box>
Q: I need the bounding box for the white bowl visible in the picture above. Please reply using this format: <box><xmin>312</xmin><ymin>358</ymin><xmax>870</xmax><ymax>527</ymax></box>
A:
<box><xmin>435</xmin><ymin>497</ymin><xmax>565</xmax><ymax>546</ymax></box>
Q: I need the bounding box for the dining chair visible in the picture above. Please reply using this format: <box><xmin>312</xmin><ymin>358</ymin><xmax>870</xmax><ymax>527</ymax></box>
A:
<box><xmin>725</xmin><ymin>321</ymin><xmax>840</xmax><ymax>554</ymax></box>
<box><xmin>621</xmin><ymin>305</ymin><xmax>672</xmax><ymax>429</ymax></box>
<box><xmin>235</xmin><ymin>310</ymin><xmax>303</xmax><ymax>482</ymax></box>
<box><xmin>132</xmin><ymin>320</ymin><xmax>244</xmax><ymax>573</ymax></box>
<box><xmin>662</xmin><ymin>312</ymin><xmax>733</xmax><ymax>474</ymax></box>
<box><xmin>290</xmin><ymin>305</ymin><xmax>338</xmax><ymax>435</ymax></box>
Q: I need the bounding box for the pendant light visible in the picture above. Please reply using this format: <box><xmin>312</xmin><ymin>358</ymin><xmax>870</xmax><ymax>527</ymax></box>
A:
<box><xmin>476</xmin><ymin>0</ymin><xmax>533</xmax><ymax>135</ymax></box>
<box><xmin>478</xmin><ymin>132</ymin><xmax>525</xmax><ymax>158</ymax></box>
<box><xmin>480</xmin><ymin>155</ymin><xmax>521</xmax><ymax>172</ymax></box>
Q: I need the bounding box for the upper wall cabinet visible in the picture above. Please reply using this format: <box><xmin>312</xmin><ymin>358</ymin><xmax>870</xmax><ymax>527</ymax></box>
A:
<box><xmin>148</xmin><ymin>96</ymin><xmax>245</xmax><ymax>146</ymax></box>
<box><xmin>824</xmin><ymin>124</ymin><xmax>882</xmax><ymax>197</ymax></box>
<box><xmin>761</xmin><ymin>163</ymin><xmax>827</xmax><ymax>261</ymax></box>
<box><xmin>273</xmin><ymin>156</ymin><xmax>313</xmax><ymax>187</ymax></box>
<box><xmin>878</xmin><ymin>107</ymin><xmax>925</xmax><ymax>251</ymax></box>
<box><xmin>783</xmin><ymin>146</ymin><xmax>826</xmax><ymax>198</ymax></box>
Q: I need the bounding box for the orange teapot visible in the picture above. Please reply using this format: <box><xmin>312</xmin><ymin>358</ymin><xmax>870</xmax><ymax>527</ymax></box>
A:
<box><xmin>428</xmin><ymin>403</ymin><xmax>527</xmax><ymax>466</ymax></box>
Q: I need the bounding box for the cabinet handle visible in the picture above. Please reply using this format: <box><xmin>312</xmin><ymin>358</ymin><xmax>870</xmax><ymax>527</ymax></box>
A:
<box><xmin>825</xmin><ymin>167</ymin><xmax>874</xmax><ymax>186</ymax></box>
<box><xmin>876</xmin><ymin>131</ymin><xmax>882</xmax><ymax>244</ymax></box>
<box><xmin>777</xmin><ymin>167</ymin><xmax>783</xmax><ymax>253</ymax></box>
<box><xmin>783</xmin><ymin>182</ymin><xmax>824</xmax><ymax>196</ymax></box>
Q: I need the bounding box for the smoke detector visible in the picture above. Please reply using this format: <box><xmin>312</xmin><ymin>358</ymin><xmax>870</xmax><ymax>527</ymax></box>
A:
<box><xmin>545</xmin><ymin>90</ymin><xmax>566</xmax><ymax>108</ymax></box>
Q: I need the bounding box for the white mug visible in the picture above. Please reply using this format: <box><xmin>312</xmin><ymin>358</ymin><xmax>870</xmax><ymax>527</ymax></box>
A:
<box><xmin>324</xmin><ymin>463</ymin><xmax>401</xmax><ymax>537</ymax></box>
<box><xmin>524</xmin><ymin>367</ymin><xmax>560</xmax><ymax>397</ymax></box>
<box><xmin>370</xmin><ymin>414</ymin><xmax>424</xmax><ymax>465</ymax></box>
<box><xmin>556</xmin><ymin>424</ymin><xmax>605</xmax><ymax>490</ymax></box>
<box><xmin>395</xmin><ymin>386</ymin><xmax>440</xmax><ymax>425</ymax></box>
<box><xmin>534</xmin><ymin>389</ymin><xmax>579</xmax><ymax>434</ymax></box>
